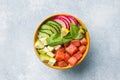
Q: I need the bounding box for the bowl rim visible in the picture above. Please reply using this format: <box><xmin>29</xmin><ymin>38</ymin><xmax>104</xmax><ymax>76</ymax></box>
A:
<box><xmin>33</xmin><ymin>13</ymin><xmax>90</xmax><ymax>70</ymax></box>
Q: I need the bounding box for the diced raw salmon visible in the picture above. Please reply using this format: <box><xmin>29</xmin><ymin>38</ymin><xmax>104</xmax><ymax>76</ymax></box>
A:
<box><xmin>73</xmin><ymin>51</ymin><xmax>82</xmax><ymax>60</ymax></box>
<box><xmin>71</xmin><ymin>40</ymin><xmax>81</xmax><ymax>47</ymax></box>
<box><xmin>80</xmin><ymin>38</ymin><xmax>87</xmax><ymax>45</ymax></box>
<box><xmin>79</xmin><ymin>45</ymin><xmax>86</xmax><ymax>54</ymax></box>
<box><xmin>68</xmin><ymin>56</ymin><xmax>77</xmax><ymax>66</ymax></box>
<box><xmin>57</xmin><ymin>61</ymin><xmax>68</xmax><ymax>67</ymax></box>
<box><xmin>64</xmin><ymin>42</ymin><xmax>70</xmax><ymax>48</ymax></box>
<box><xmin>64</xmin><ymin>53</ymin><xmax>71</xmax><ymax>63</ymax></box>
<box><xmin>65</xmin><ymin>44</ymin><xmax>78</xmax><ymax>55</ymax></box>
<box><xmin>55</xmin><ymin>50</ymin><xmax>64</xmax><ymax>61</ymax></box>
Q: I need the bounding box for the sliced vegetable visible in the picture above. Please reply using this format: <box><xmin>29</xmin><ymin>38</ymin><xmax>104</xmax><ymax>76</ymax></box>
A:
<box><xmin>39</xmin><ymin>54</ymin><xmax>50</xmax><ymax>62</ymax></box>
<box><xmin>35</xmin><ymin>39</ymin><xmax>44</xmax><ymax>49</ymax></box>
<box><xmin>48</xmin><ymin>58</ymin><xmax>56</xmax><ymax>66</ymax></box>
<box><xmin>47</xmin><ymin>51</ymin><xmax>55</xmax><ymax>57</ymax></box>
<box><xmin>67</xmin><ymin>16</ymin><xmax>79</xmax><ymax>26</ymax></box>
<box><xmin>61</xmin><ymin>27</ymin><xmax>69</xmax><ymax>37</ymax></box>
<box><xmin>38</xmin><ymin>49</ymin><xmax>46</xmax><ymax>54</ymax></box>
<box><xmin>39</xmin><ymin>37</ymin><xmax>48</xmax><ymax>45</ymax></box>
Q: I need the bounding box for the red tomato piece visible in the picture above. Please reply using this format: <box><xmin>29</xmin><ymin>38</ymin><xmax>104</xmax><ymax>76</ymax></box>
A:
<box><xmin>64</xmin><ymin>53</ymin><xmax>71</xmax><ymax>63</ymax></box>
<box><xmin>57</xmin><ymin>61</ymin><xmax>68</xmax><ymax>67</ymax></box>
<box><xmin>55</xmin><ymin>50</ymin><xmax>65</xmax><ymax>61</ymax></box>
<box><xmin>80</xmin><ymin>38</ymin><xmax>87</xmax><ymax>45</ymax></box>
<box><xmin>79</xmin><ymin>45</ymin><xmax>86</xmax><ymax>54</ymax></box>
<box><xmin>68</xmin><ymin>56</ymin><xmax>77</xmax><ymax>66</ymax></box>
<box><xmin>73</xmin><ymin>51</ymin><xmax>82</xmax><ymax>60</ymax></box>
<box><xmin>71</xmin><ymin>40</ymin><xmax>81</xmax><ymax>47</ymax></box>
<box><xmin>65</xmin><ymin>44</ymin><xmax>78</xmax><ymax>55</ymax></box>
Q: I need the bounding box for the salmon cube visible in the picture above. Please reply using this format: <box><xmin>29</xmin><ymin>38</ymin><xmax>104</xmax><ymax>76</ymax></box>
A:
<box><xmin>57</xmin><ymin>61</ymin><xmax>68</xmax><ymax>67</ymax></box>
<box><xmin>79</xmin><ymin>45</ymin><xmax>86</xmax><ymax>54</ymax></box>
<box><xmin>71</xmin><ymin>40</ymin><xmax>81</xmax><ymax>47</ymax></box>
<box><xmin>73</xmin><ymin>51</ymin><xmax>82</xmax><ymax>60</ymax></box>
<box><xmin>65</xmin><ymin>44</ymin><xmax>78</xmax><ymax>55</ymax></box>
<box><xmin>55</xmin><ymin>50</ymin><xmax>64</xmax><ymax>61</ymax></box>
<box><xmin>68</xmin><ymin>56</ymin><xmax>77</xmax><ymax>66</ymax></box>
<box><xmin>64</xmin><ymin>53</ymin><xmax>71</xmax><ymax>63</ymax></box>
<box><xmin>80</xmin><ymin>38</ymin><xmax>87</xmax><ymax>45</ymax></box>
<box><xmin>64</xmin><ymin>42</ymin><xmax>70</xmax><ymax>48</ymax></box>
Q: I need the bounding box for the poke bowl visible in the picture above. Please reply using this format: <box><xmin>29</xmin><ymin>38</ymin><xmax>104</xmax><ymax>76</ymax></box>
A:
<box><xmin>34</xmin><ymin>14</ymin><xmax>90</xmax><ymax>70</ymax></box>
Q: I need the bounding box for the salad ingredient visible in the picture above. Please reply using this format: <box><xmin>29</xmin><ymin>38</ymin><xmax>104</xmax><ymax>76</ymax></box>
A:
<box><xmin>79</xmin><ymin>45</ymin><xmax>86</xmax><ymax>54</ymax></box>
<box><xmin>54</xmin><ymin>45</ymin><xmax>61</xmax><ymax>50</ymax></box>
<box><xmin>64</xmin><ymin>53</ymin><xmax>71</xmax><ymax>63</ymax></box>
<box><xmin>65</xmin><ymin>44</ymin><xmax>78</xmax><ymax>55</ymax></box>
<box><xmin>40</xmin><ymin>29</ymin><xmax>53</xmax><ymax>35</ymax></box>
<box><xmin>73</xmin><ymin>51</ymin><xmax>82</xmax><ymax>60</ymax></box>
<box><xmin>47</xmin><ymin>51</ymin><xmax>55</xmax><ymax>57</ymax></box>
<box><xmin>61</xmin><ymin>27</ymin><xmax>69</xmax><ymax>37</ymax></box>
<box><xmin>43</xmin><ymin>47</ymin><xmax>50</xmax><ymax>53</ymax></box>
<box><xmin>35</xmin><ymin>39</ymin><xmax>44</xmax><ymax>49</ymax></box>
<box><xmin>38</xmin><ymin>49</ymin><xmax>46</xmax><ymax>55</ymax></box>
<box><xmin>48</xmin><ymin>57</ymin><xmax>56</xmax><ymax>66</ymax></box>
<box><xmin>67</xmin><ymin>16</ymin><xmax>79</xmax><ymax>26</ymax></box>
<box><xmin>68</xmin><ymin>56</ymin><xmax>77</xmax><ymax>66</ymax></box>
<box><xmin>80</xmin><ymin>38</ymin><xmax>87</xmax><ymax>45</ymax></box>
<box><xmin>38</xmin><ymin>32</ymin><xmax>49</xmax><ymax>38</ymax></box>
<box><xmin>55</xmin><ymin>49</ymin><xmax>64</xmax><ymax>61</ymax></box>
<box><xmin>57</xmin><ymin>61</ymin><xmax>68</xmax><ymax>67</ymax></box>
<box><xmin>71</xmin><ymin>40</ymin><xmax>81</xmax><ymax>47</ymax></box>
<box><xmin>39</xmin><ymin>54</ymin><xmax>50</xmax><ymax>62</ymax></box>
<box><xmin>46</xmin><ymin>20</ymin><xmax>61</xmax><ymax>31</ymax></box>
<box><xmin>40</xmin><ymin>24</ymin><xmax>58</xmax><ymax>34</ymax></box>
<box><xmin>54</xmin><ymin>18</ymin><xmax>67</xmax><ymax>28</ymax></box>
<box><xmin>47</xmin><ymin>46</ymin><xmax>54</xmax><ymax>51</ymax></box>
<box><xmin>39</xmin><ymin>37</ymin><xmax>48</xmax><ymax>45</ymax></box>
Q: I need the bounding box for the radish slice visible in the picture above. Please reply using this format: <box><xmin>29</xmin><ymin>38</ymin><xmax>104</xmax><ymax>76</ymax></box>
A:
<box><xmin>67</xmin><ymin>16</ymin><xmax>79</xmax><ymax>26</ymax></box>
<box><xmin>54</xmin><ymin>18</ymin><xmax>66</xmax><ymax>28</ymax></box>
<box><xmin>56</xmin><ymin>16</ymin><xmax>71</xmax><ymax>25</ymax></box>
<box><xmin>54</xmin><ymin>17</ymin><xmax>70</xmax><ymax>29</ymax></box>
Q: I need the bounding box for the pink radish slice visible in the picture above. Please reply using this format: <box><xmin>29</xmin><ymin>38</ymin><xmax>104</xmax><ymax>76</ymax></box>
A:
<box><xmin>56</xmin><ymin>16</ymin><xmax>71</xmax><ymax>24</ymax></box>
<box><xmin>54</xmin><ymin>17</ymin><xmax>70</xmax><ymax>29</ymax></box>
<box><xmin>54</xmin><ymin>18</ymin><xmax>67</xmax><ymax>28</ymax></box>
<box><xmin>67</xmin><ymin>16</ymin><xmax>79</xmax><ymax>26</ymax></box>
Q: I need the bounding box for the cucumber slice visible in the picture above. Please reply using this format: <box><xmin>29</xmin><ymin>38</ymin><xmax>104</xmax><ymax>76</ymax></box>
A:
<box><xmin>40</xmin><ymin>29</ymin><xmax>53</xmax><ymax>35</ymax></box>
<box><xmin>40</xmin><ymin>24</ymin><xmax>57</xmax><ymax>33</ymax></box>
<box><xmin>46</xmin><ymin>20</ymin><xmax>61</xmax><ymax>31</ymax></box>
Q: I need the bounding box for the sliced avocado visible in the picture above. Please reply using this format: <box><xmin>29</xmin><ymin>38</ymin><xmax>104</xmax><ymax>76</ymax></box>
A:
<box><xmin>39</xmin><ymin>54</ymin><xmax>50</xmax><ymax>62</ymax></box>
<box><xmin>40</xmin><ymin>24</ymin><xmax>57</xmax><ymax>34</ymax></box>
<box><xmin>46</xmin><ymin>22</ymin><xmax>60</xmax><ymax>32</ymax></box>
<box><xmin>39</xmin><ymin>37</ymin><xmax>48</xmax><ymax>45</ymax></box>
<box><xmin>48</xmin><ymin>57</ymin><xmax>56</xmax><ymax>66</ymax></box>
<box><xmin>46</xmin><ymin>20</ymin><xmax>61</xmax><ymax>31</ymax></box>
<box><xmin>38</xmin><ymin>49</ymin><xmax>46</xmax><ymax>54</ymax></box>
<box><xmin>38</xmin><ymin>32</ymin><xmax>50</xmax><ymax>38</ymax></box>
<box><xmin>35</xmin><ymin>39</ymin><xmax>44</xmax><ymax>49</ymax></box>
<box><xmin>40</xmin><ymin>29</ymin><xmax>53</xmax><ymax>35</ymax></box>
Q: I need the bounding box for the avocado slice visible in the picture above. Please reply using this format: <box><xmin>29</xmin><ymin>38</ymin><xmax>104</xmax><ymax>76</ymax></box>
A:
<box><xmin>46</xmin><ymin>20</ymin><xmax>61</xmax><ymax>31</ymax></box>
<box><xmin>38</xmin><ymin>32</ymin><xmax>50</xmax><ymax>38</ymax></box>
<box><xmin>38</xmin><ymin>49</ymin><xmax>46</xmax><ymax>55</ymax></box>
<box><xmin>35</xmin><ymin>39</ymin><xmax>44</xmax><ymax>49</ymax></box>
<box><xmin>39</xmin><ymin>54</ymin><xmax>50</xmax><ymax>62</ymax></box>
<box><xmin>40</xmin><ymin>24</ymin><xmax>57</xmax><ymax>34</ymax></box>
<box><xmin>40</xmin><ymin>29</ymin><xmax>53</xmax><ymax>36</ymax></box>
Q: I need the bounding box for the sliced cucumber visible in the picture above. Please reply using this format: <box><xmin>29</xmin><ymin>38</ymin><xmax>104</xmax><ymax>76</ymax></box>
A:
<box><xmin>46</xmin><ymin>20</ymin><xmax>61</xmax><ymax>31</ymax></box>
<box><xmin>40</xmin><ymin>24</ymin><xmax>57</xmax><ymax>33</ymax></box>
<box><xmin>40</xmin><ymin>29</ymin><xmax>53</xmax><ymax>35</ymax></box>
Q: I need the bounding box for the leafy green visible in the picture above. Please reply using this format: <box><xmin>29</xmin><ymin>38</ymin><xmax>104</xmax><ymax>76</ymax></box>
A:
<box><xmin>70</xmin><ymin>24</ymin><xmax>80</xmax><ymax>39</ymax></box>
<box><xmin>47</xmin><ymin>24</ymin><xmax>85</xmax><ymax>46</ymax></box>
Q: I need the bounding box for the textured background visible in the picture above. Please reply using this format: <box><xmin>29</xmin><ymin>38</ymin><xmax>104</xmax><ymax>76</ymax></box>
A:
<box><xmin>0</xmin><ymin>0</ymin><xmax>120</xmax><ymax>80</ymax></box>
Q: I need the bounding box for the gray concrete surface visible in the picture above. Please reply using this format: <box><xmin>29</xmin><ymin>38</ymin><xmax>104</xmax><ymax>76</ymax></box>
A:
<box><xmin>0</xmin><ymin>0</ymin><xmax>120</xmax><ymax>80</ymax></box>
